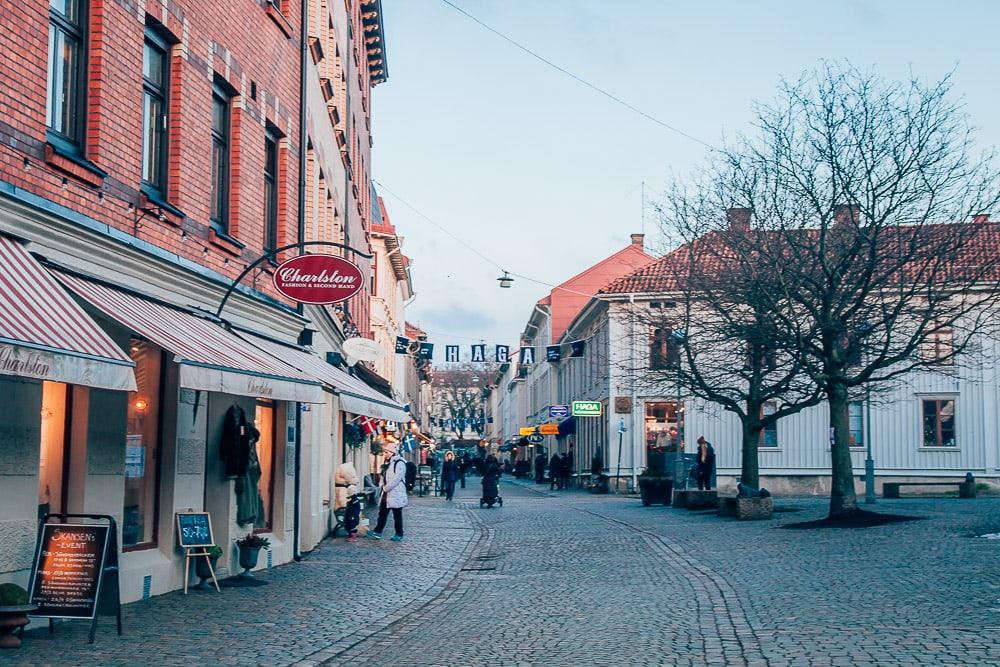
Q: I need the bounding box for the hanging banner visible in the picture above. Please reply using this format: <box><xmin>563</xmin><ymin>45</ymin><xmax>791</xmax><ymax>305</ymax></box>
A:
<box><xmin>520</xmin><ymin>347</ymin><xmax>536</xmax><ymax>364</ymax></box>
<box><xmin>445</xmin><ymin>345</ymin><xmax>460</xmax><ymax>362</ymax></box>
<box><xmin>471</xmin><ymin>344</ymin><xmax>486</xmax><ymax>363</ymax></box>
<box><xmin>418</xmin><ymin>343</ymin><xmax>434</xmax><ymax>359</ymax></box>
<box><xmin>571</xmin><ymin>340</ymin><xmax>586</xmax><ymax>358</ymax></box>
<box><xmin>495</xmin><ymin>345</ymin><xmax>510</xmax><ymax>363</ymax></box>
<box><xmin>395</xmin><ymin>336</ymin><xmax>410</xmax><ymax>354</ymax></box>
<box><xmin>546</xmin><ymin>345</ymin><xmax>562</xmax><ymax>362</ymax></box>
<box><xmin>272</xmin><ymin>254</ymin><xmax>364</xmax><ymax>305</ymax></box>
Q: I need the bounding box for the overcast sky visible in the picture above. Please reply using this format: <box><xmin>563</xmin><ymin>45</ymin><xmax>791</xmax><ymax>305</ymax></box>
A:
<box><xmin>372</xmin><ymin>0</ymin><xmax>999</xmax><ymax>352</ymax></box>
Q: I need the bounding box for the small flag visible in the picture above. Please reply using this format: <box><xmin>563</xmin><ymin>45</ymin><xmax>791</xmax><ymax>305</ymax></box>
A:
<box><xmin>445</xmin><ymin>345</ymin><xmax>460</xmax><ymax>362</ymax></box>
<box><xmin>496</xmin><ymin>345</ymin><xmax>510</xmax><ymax>363</ymax></box>
<box><xmin>520</xmin><ymin>346</ymin><xmax>536</xmax><ymax>364</ymax></box>
<box><xmin>360</xmin><ymin>416</ymin><xmax>378</xmax><ymax>435</ymax></box>
<box><xmin>471</xmin><ymin>344</ymin><xmax>486</xmax><ymax>363</ymax></box>
<box><xmin>487</xmin><ymin>417</ymin><xmax>494</xmax><ymax>424</ymax></box>
<box><xmin>546</xmin><ymin>345</ymin><xmax>562</xmax><ymax>362</ymax></box>
<box><xmin>419</xmin><ymin>342</ymin><xmax>434</xmax><ymax>359</ymax></box>
<box><xmin>571</xmin><ymin>340</ymin><xmax>586</xmax><ymax>358</ymax></box>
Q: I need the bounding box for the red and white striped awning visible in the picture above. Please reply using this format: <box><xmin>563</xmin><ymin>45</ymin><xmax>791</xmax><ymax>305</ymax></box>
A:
<box><xmin>237</xmin><ymin>331</ymin><xmax>409</xmax><ymax>422</ymax></box>
<box><xmin>0</xmin><ymin>236</ymin><xmax>135</xmax><ymax>390</ymax></box>
<box><xmin>55</xmin><ymin>272</ymin><xmax>324</xmax><ymax>403</ymax></box>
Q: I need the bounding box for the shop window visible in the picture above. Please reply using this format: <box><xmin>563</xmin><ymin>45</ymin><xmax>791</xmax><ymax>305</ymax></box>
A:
<box><xmin>759</xmin><ymin>401</ymin><xmax>778</xmax><ymax>447</ymax></box>
<box><xmin>254</xmin><ymin>401</ymin><xmax>276</xmax><ymax>532</ymax></box>
<box><xmin>645</xmin><ymin>402</ymin><xmax>681</xmax><ymax>452</ymax></box>
<box><xmin>38</xmin><ymin>381</ymin><xmax>71</xmax><ymax>520</ymax></box>
<box><xmin>849</xmin><ymin>401</ymin><xmax>864</xmax><ymax>447</ymax></box>
<box><xmin>123</xmin><ymin>340</ymin><xmax>163</xmax><ymax>549</ymax></box>
<box><xmin>922</xmin><ymin>398</ymin><xmax>956</xmax><ymax>448</ymax></box>
<box><xmin>47</xmin><ymin>0</ymin><xmax>87</xmax><ymax>152</ymax></box>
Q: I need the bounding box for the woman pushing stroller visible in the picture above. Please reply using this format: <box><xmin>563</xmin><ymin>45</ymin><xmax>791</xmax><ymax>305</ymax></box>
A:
<box><xmin>480</xmin><ymin>455</ymin><xmax>503</xmax><ymax>508</ymax></box>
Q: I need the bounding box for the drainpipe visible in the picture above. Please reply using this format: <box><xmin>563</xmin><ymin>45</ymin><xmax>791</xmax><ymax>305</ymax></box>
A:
<box><xmin>293</xmin><ymin>0</ymin><xmax>309</xmax><ymax>563</ymax></box>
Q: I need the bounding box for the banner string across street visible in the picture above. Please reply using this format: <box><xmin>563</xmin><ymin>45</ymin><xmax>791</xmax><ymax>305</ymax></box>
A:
<box><xmin>393</xmin><ymin>337</ymin><xmax>590</xmax><ymax>364</ymax></box>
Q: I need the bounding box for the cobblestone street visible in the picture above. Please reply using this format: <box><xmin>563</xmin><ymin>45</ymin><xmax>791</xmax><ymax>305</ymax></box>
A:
<box><xmin>7</xmin><ymin>479</ymin><xmax>1000</xmax><ymax>666</ymax></box>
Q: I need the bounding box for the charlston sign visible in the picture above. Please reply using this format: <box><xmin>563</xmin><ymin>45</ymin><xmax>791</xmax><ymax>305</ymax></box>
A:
<box><xmin>272</xmin><ymin>254</ymin><xmax>364</xmax><ymax>305</ymax></box>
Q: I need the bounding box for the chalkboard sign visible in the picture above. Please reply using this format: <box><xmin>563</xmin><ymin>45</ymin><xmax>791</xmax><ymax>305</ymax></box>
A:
<box><xmin>176</xmin><ymin>512</ymin><xmax>214</xmax><ymax>547</ymax></box>
<box><xmin>29</xmin><ymin>523</ymin><xmax>110</xmax><ymax>620</ymax></box>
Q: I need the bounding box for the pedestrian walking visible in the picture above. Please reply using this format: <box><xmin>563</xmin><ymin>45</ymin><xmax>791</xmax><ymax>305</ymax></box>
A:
<box><xmin>534</xmin><ymin>452</ymin><xmax>546</xmax><ymax>484</ymax></box>
<box><xmin>442</xmin><ymin>451</ymin><xmax>459</xmax><ymax>501</ymax></box>
<box><xmin>371</xmin><ymin>441</ymin><xmax>407</xmax><ymax>541</ymax></box>
<box><xmin>695</xmin><ymin>436</ymin><xmax>716</xmax><ymax>490</ymax></box>
<box><xmin>549</xmin><ymin>453</ymin><xmax>561</xmax><ymax>490</ymax></box>
<box><xmin>562</xmin><ymin>448</ymin><xmax>574</xmax><ymax>489</ymax></box>
<box><xmin>459</xmin><ymin>453</ymin><xmax>469</xmax><ymax>489</ymax></box>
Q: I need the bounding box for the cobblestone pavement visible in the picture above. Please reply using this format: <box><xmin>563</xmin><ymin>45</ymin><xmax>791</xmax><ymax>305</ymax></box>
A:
<box><xmin>7</xmin><ymin>477</ymin><xmax>1000</xmax><ymax>666</ymax></box>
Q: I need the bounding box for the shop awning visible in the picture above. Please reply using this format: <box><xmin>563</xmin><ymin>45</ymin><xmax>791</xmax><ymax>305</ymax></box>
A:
<box><xmin>236</xmin><ymin>332</ymin><xmax>409</xmax><ymax>422</ymax></box>
<box><xmin>0</xmin><ymin>236</ymin><xmax>135</xmax><ymax>390</ymax></box>
<box><xmin>55</xmin><ymin>272</ymin><xmax>324</xmax><ymax>403</ymax></box>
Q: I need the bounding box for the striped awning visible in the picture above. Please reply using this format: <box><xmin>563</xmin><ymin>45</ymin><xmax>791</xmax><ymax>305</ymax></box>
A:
<box><xmin>0</xmin><ymin>236</ymin><xmax>135</xmax><ymax>390</ymax></box>
<box><xmin>55</xmin><ymin>272</ymin><xmax>324</xmax><ymax>403</ymax></box>
<box><xmin>237</xmin><ymin>332</ymin><xmax>409</xmax><ymax>422</ymax></box>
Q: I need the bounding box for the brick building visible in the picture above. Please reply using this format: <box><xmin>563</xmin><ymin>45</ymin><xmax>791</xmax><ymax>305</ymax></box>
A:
<box><xmin>0</xmin><ymin>0</ymin><xmax>401</xmax><ymax>604</ymax></box>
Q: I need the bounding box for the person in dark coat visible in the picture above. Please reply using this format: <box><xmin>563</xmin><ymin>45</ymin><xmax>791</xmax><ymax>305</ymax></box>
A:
<box><xmin>459</xmin><ymin>453</ymin><xmax>468</xmax><ymax>488</ymax></box>
<box><xmin>695</xmin><ymin>436</ymin><xmax>716</xmax><ymax>490</ymax></box>
<box><xmin>534</xmin><ymin>453</ymin><xmax>546</xmax><ymax>484</ymax></box>
<box><xmin>561</xmin><ymin>448</ymin><xmax>574</xmax><ymax>489</ymax></box>
<box><xmin>549</xmin><ymin>453</ymin><xmax>562</xmax><ymax>490</ymax></box>
<box><xmin>441</xmin><ymin>451</ymin><xmax>459</xmax><ymax>501</ymax></box>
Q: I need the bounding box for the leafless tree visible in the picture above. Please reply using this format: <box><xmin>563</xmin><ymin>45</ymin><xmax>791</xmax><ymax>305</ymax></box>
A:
<box><xmin>658</xmin><ymin>63</ymin><xmax>1000</xmax><ymax>517</ymax></box>
<box><xmin>432</xmin><ymin>365</ymin><xmax>495</xmax><ymax>438</ymax></box>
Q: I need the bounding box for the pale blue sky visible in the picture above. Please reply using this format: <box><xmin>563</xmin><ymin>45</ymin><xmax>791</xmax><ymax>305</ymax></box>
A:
<box><xmin>372</xmin><ymin>0</ymin><xmax>999</xmax><ymax>347</ymax></box>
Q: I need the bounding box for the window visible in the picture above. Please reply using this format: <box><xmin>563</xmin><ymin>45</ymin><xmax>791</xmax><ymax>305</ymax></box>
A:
<box><xmin>123</xmin><ymin>340</ymin><xmax>163</xmax><ymax>549</ymax></box>
<box><xmin>650</xmin><ymin>328</ymin><xmax>679</xmax><ymax>370</ymax></box>
<box><xmin>849</xmin><ymin>401</ymin><xmax>864</xmax><ymax>447</ymax></box>
<box><xmin>38</xmin><ymin>381</ymin><xmax>71</xmax><ymax>520</ymax></box>
<box><xmin>759</xmin><ymin>401</ymin><xmax>778</xmax><ymax>447</ymax></box>
<box><xmin>920</xmin><ymin>328</ymin><xmax>954</xmax><ymax>365</ymax></box>
<box><xmin>922</xmin><ymin>398</ymin><xmax>956</xmax><ymax>448</ymax></box>
<box><xmin>254</xmin><ymin>401</ymin><xmax>276</xmax><ymax>532</ymax></box>
<box><xmin>645</xmin><ymin>402</ymin><xmax>681</xmax><ymax>451</ymax></box>
<box><xmin>210</xmin><ymin>82</ymin><xmax>231</xmax><ymax>232</ymax></box>
<box><xmin>47</xmin><ymin>0</ymin><xmax>87</xmax><ymax>149</ymax></box>
<box><xmin>141</xmin><ymin>29</ymin><xmax>170</xmax><ymax>196</ymax></box>
<box><xmin>263</xmin><ymin>126</ymin><xmax>279</xmax><ymax>252</ymax></box>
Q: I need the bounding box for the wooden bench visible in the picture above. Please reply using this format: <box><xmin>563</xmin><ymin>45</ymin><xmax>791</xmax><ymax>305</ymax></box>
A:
<box><xmin>883</xmin><ymin>480</ymin><xmax>976</xmax><ymax>499</ymax></box>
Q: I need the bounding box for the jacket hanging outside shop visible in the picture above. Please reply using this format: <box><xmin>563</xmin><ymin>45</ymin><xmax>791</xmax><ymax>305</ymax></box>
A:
<box><xmin>221</xmin><ymin>404</ymin><xmax>258</xmax><ymax>478</ymax></box>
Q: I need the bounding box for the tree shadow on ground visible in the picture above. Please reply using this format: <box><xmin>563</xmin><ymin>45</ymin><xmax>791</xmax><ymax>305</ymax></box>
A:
<box><xmin>781</xmin><ymin>509</ymin><xmax>925</xmax><ymax>530</ymax></box>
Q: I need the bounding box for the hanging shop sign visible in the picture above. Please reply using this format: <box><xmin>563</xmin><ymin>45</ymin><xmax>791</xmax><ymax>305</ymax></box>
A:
<box><xmin>538</xmin><ymin>423</ymin><xmax>560</xmax><ymax>435</ymax></box>
<box><xmin>519</xmin><ymin>427</ymin><xmax>537</xmax><ymax>437</ymax></box>
<box><xmin>272</xmin><ymin>254</ymin><xmax>364</xmax><ymax>305</ymax></box>
<box><xmin>572</xmin><ymin>401</ymin><xmax>602</xmax><ymax>417</ymax></box>
<box><xmin>527</xmin><ymin>434</ymin><xmax>544</xmax><ymax>443</ymax></box>
<box><xmin>343</xmin><ymin>337</ymin><xmax>385</xmax><ymax>362</ymax></box>
<box><xmin>549</xmin><ymin>405</ymin><xmax>570</xmax><ymax>419</ymax></box>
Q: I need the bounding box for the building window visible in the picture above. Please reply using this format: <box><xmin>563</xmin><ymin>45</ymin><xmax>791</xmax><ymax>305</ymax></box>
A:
<box><xmin>123</xmin><ymin>340</ymin><xmax>163</xmax><ymax>549</ymax></box>
<box><xmin>46</xmin><ymin>0</ymin><xmax>87</xmax><ymax>150</ymax></box>
<box><xmin>645</xmin><ymin>402</ymin><xmax>681</xmax><ymax>452</ymax></box>
<box><xmin>38</xmin><ymin>381</ymin><xmax>71</xmax><ymax>520</ymax></box>
<box><xmin>263</xmin><ymin>126</ymin><xmax>279</xmax><ymax>252</ymax></box>
<box><xmin>759</xmin><ymin>401</ymin><xmax>778</xmax><ymax>447</ymax></box>
<box><xmin>849</xmin><ymin>401</ymin><xmax>864</xmax><ymax>447</ymax></box>
<box><xmin>922</xmin><ymin>398</ymin><xmax>956</xmax><ymax>448</ymax></box>
<box><xmin>650</xmin><ymin>328</ymin><xmax>679</xmax><ymax>370</ymax></box>
<box><xmin>920</xmin><ymin>328</ymin><xmax>954</xmax><ymax>365</ymax></box>
<box><xmin>254</xmin><ymin>401</ymin><xmax>276</xmax><ymax>532</ymax></box>
<box><xmin>210</xmin><ymin>82</ymin><xmax>231</xmax><ymax>232</ymax></box>
<box><xmin>141</xmin><ymin>29</ymin><xmax>170</xmax><ymax>197</ymax></box>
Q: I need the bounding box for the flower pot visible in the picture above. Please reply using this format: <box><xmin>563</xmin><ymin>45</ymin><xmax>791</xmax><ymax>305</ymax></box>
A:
<box><xmin>237</xmin><ymin>545</ymin><xmax>261</xmax><ymax>579</ymax></box>
<box><xmin>193</xmin><ymin>556</ymin><xmax>219</xmax><ymax>590</ymax></box>
<box><xmin>0</xmin><ymin>605</ymin><xmax>36</xmax><ymax>649</ymax></box>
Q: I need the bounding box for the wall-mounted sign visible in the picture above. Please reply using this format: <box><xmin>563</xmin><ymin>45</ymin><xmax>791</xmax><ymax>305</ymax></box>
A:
<box><xmin>176</xmin><ymin>512</ymin><xmax>214</xmax><ymax>548</ymax></box>
<box><xmin>572</xmin><ymin>401</ymin><xmax>602</xmax><ymax>417</ymax></box>
<box><xmin>614</xmin><ymin>397</ymin><xmax>633</xmax><ymax>414</ymax></box>
<box><xmin>272</xmin><ymin>254</ymin><xmax>364</xmax><ymax>305</ymax></box>
<box><xmin>30</xmin><ymin>523</ymin><xmax>110</xmax><ymax>620</ymax></box>
<box><xmin>548</xmin><ymin>405</ymin><xmax>570</xmax><ymax>419</ymax></box>
<box><xmin>342</xmin><ymin>337</ymin><xmax>385</xmax><ymax>362</ymax></box>
<box><xmin>538</xmin><ymin>423</ymin><xmax>560</xmax><ymax>435</ymax></box>
<box><xmin>519</xmin><ymin>427</ymin><xmax>537</xmax><ymax>437</ymax></box>
<box><xmin>527</xmin><ymin>434</ymin><xmax>544</xmax><ymax>444</ymax></box>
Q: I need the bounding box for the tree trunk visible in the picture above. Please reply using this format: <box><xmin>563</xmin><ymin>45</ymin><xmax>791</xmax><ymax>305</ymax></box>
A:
<box><xmin>827</xmin><ymin>382</ymin><xmax>859</xmax><ymax>517</ymax></box>
<box><xmin>740</xmin><ymin>419</ymin><xmax>762</xmax><ymax>489</ymax></box>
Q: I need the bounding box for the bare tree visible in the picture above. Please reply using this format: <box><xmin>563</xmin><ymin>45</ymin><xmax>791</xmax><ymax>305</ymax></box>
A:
<box><xmin>432</xmin><ymin>365</ymin><xmax>495</xmax><ymax>438</ymax></box>
<box><xmin>661</xmin><ymin>63</ymin><xmax>1000</xmax><ymax>517</ymax></box>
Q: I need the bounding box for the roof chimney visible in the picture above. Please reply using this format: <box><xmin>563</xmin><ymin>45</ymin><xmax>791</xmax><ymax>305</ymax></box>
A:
<box><xmin>726</xmin><ymin>207</ymin><xmax>752</xmax><ymax>231</ymax></box>
<box><xmin>972</xmin><ymin>213</ymin><xmax>990</xmax><ymax>224</ymax></box>
<box><xmin>832</xmin><ymin>204</ymin><xmax>859</xmax><ymax>227</ymax></box>
<box><xmin>630</xmin><ymin>233</ymin><xmax>645</xmax><ymax>248</ymax></box>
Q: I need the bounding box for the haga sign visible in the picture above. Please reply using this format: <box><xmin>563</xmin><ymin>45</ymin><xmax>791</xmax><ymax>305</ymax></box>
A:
<box><xmin>273</xmin><ymin>254</ymin><xmax>364</xmax><ymax>305</ymax></box>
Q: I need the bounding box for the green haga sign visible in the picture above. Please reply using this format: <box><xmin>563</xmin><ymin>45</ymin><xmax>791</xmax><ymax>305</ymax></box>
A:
<box><xmin>572</xmin><ymin>401</ymin><xmax>602</xmax><ymax>417</ymax></box>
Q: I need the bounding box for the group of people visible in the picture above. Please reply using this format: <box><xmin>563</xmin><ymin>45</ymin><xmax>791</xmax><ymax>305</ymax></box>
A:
<box><xmin>533</xmin><ymin>449</ymin><xmax>575</xmax><ymax>489</ymax></box>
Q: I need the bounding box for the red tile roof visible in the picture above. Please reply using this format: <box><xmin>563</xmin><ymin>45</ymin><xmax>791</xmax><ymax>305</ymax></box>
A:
<box><xmin>405</xmin><ymin>321</ymin><xmax>427</xmax><ymax>339</ymax></box>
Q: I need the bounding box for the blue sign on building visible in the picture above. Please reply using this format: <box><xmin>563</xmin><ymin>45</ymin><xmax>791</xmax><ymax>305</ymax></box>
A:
<box><xmin>549</xmin><ymin>405</ymin><xmax>570</xmax><ymax>419</ymax></box>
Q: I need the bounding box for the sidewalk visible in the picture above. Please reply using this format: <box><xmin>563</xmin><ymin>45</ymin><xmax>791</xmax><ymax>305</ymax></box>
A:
<box><xmin>6</xmin><ymin>498</ymin><xmax>476</xmax><ymax>667</ymax></box>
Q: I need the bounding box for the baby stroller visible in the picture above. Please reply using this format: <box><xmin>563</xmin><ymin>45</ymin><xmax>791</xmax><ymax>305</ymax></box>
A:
<box><xmin>480</xmin><ymin>471</ymin><xmax>503</xmax><ymax>508</ymax></box>
<box><xmin>333</xmin><ymin>487</ymin><xmax>363</xmax><ymax>541</ymax></box>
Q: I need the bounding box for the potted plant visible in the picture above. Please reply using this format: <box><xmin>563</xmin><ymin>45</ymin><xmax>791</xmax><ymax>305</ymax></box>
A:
<box><xmin>193</xmin><ymin>545</ymin><xmax>223</xmax><ymax>590</ymax></box>
<box><xmin>235</xmin><ymin>534</ymin><xmax>270</xmax><ymax>579</ymax></box>
<box><xmin>0</xmin><ymin>583</ymin><xmax>36</xmax><ymax>649</ymax></box>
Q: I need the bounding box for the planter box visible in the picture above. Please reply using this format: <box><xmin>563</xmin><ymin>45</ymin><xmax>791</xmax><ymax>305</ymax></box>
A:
<box><xmin>719</xmin><ymin>496</ymin><xmax>773</xmax><ymax>520</ymax></box>
<box><xmin>672</xmin><ymin>490</ymin><xmax>688</xmax><ymax>508</ymax></box>
<box><xmin>639</xmin><ymin>476</ymin><xmax>673</xmax><ymax>506</ymax></box>
<box><xmin>684</xmin><ymin>490</ymin><xmax>718</xmax><ymax>510</ymax></box>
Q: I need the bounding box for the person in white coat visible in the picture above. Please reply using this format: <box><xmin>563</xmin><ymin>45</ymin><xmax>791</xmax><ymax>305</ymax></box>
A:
<box><xmin>370</xmin><ymin>441</ymin><xmax>408</xmax><ymax>541</ymax></box>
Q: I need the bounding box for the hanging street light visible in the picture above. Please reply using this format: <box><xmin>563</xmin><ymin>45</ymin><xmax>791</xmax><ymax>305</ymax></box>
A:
<box><xmin>497</xmin><ymin>271</ymin><xmax>513</xmax><ymax>288</ymax></box>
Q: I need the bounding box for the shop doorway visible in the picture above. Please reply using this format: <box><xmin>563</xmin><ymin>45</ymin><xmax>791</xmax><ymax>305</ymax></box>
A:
<box><xmin>38</xmin><ymin>381</ymin><xmax>71</xmax><ymax>521</ymax></box>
